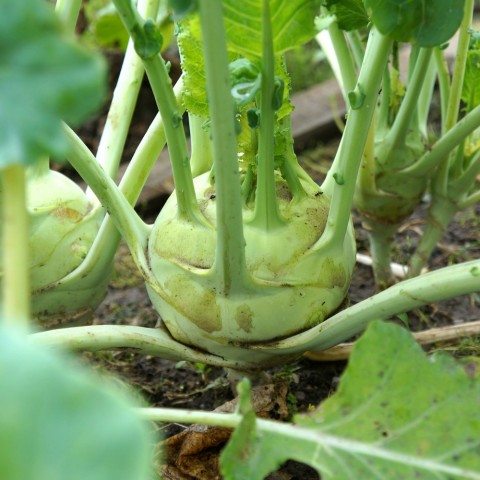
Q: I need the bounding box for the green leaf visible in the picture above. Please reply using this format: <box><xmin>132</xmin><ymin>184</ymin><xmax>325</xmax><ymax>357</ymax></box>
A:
<box><xmin>0</xmin><ymin>327</ymin><xmax>153</xmax><ymax>480</ymax></box>
<box><xmin>221</xmin><ymin>321</ymin><xmax>480</xmax><ymax>479</ymax></box>
<box><xmin>322</xmin><ymin>0</ymin><xmax>369</xmax><ymax>31</ymax></box>
<box><xmin>178</xmin><ymin>0</ymin><xmax>318</xmax><ymax>116</ymax></box>
<box><xmin>220</xmin><ymin>380</ymin><xmax>285</xmax><ymax>480</ymax></box>
<box><xmin>364</xmin><ymin>0</ymin><xmax>464</xmax><ymax>47</ymax></box>
<box><xmin>462</xmin><ymin>37</ymin><xmax>480</xmax><ymax>112</ymax></box>
<box><xmin>223</xmin><ymin>0</ymin><xmax>323</xmax><ymax>58</ymax></box>
<box><xmin>0</xmin><ymin>0</ymin><xmax>106</xmax><ymax>167</ymax></box>
<box><xmin>84</xmin><ymin>1</ymin><xmax>130</xmax><ymax>51</ymax></box>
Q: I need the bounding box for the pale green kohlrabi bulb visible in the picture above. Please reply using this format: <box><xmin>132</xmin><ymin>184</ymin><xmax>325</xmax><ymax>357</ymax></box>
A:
<box><xmin>0</xmin><ymin>168</ymin><xmax>109</xmax><ymax>327</ymax></box>
<box><xmin>146</xmin><ymin>173</ymin><xmax>355</xmax><ymax>362</ymax></box>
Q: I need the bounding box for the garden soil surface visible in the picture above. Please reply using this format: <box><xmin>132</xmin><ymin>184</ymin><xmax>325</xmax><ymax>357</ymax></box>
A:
<box><xmin>71</xmin><ymin>54</ymin><xmax>480</xmax><ymax>479</ymax></box>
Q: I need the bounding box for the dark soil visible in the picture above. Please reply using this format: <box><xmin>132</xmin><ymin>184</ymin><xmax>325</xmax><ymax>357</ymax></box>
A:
<box><xmin>72</xmin><ymin>48</ymin><xmax>480</xmax><ymax>480</ymax></box>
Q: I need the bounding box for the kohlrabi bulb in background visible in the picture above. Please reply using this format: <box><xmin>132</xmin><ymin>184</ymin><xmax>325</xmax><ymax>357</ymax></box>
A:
<box><xmin>0</xmin><ymin>168</ymin><xmax>110</xmax><ymax>327</ymax></box>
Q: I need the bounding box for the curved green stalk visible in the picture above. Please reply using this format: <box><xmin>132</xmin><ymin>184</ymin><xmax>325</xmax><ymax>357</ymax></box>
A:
<box><xmin>30</xmin><ymin>325</ymin><xmax>252</xmax><ymax>369</ymax></box>
<box><xmin>55</xmin><ymin>0</ymin><xmax>82</xmax><ymax>32</ymax></box>
<box><xmin>416</xmin><ymin>53</ymin><xmax>436</xmax><ymax>138</ymax></box>
<box><xmin>434</xmin><ymin>0</ymin><xmax>474</xmax><ymax>197</ymax></box>
<box><xmin>403</xmin><ymin>103</ymin><xmax>480</xmax><ymax>176</ymax></box>
<box><xmin>94</xmin><ymin>0</ymin><xmax>160</xmax><ymax>181</ymax></box>
<box><xmin>433</xmin><ymin>47</ymin><xmax>451</xmax><ymax>132</ymax></box>
<box><xmin>316</xmin><ymin>22</ymin><xmax>357</xmax><ymax>101</ymax></box>
<box><xmin>251</xmin><ymin>0</ymin><xmax>284</xmax><ymax>230</ymax></box>
<box><xmin>251</xmin><ymin>258</ymin><xmax>480</xmax><ymax>354</ymax></box>
<box><xmin>382</xmin><ymin>48</ymin><xmax>432</xmax><ymax>155</ymax></box>
<box><xmin>459</xmin><ymin>190</ymin><xmax>480</xmax><ymax>209</ymax></box>
<box><xmin>112</xmin><ymin>0</ymin><xmax>200</xmax><ymax>223</ymax></box>
<box><xmin>198</xmin><ymin>0</ymin><xmax>250</xmax><ymax>294</ymax></box>
<box><xmin>189</xmin><ymin>113</ymin><xmax>214</xmax><ymax>177</ymax></box>
<box><xmin>56</xmin><ymin>79</ymin><xmax>183</xmax><ymax>291</ymax></box>
<box><xmin>319</xmin><ymin>29</ymin><xmax>393</xmax><ymax>250</ymax></box>
<box><xmin>63</xmin><ymin>126</ymin><xmax>153</xmax><ymax>284</ymax></box>
<box><xmin>2</xmin><ymin>165</ymin><xmax>30</xmax><ymax>330</ymax></box>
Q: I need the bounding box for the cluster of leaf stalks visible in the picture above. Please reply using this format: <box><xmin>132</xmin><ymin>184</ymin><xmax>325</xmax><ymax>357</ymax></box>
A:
<box><xmin>318</xmin><ymin>0</ymin><xmax>480</xmax><ymax>288</ymax></box>
<box><xmin>1</xmin><ymin>0</ymin><xmax>480</xmax><ymax>478</ymax></box>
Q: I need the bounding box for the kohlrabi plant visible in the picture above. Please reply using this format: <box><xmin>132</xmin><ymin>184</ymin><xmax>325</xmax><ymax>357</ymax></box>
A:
<box><xmin>33</xmin><ymin>0</ymin><xmax>480</xmax><ymax>370</ymax></box>
<box><xmin>317</xmin><ymin>0</ymin><xmax>480</xmax><ymax>287</ymax></box>
<box><xmin>3</xmin><ymin>0</ymin><xmax>480</xmax><ymax>478</ymax></box>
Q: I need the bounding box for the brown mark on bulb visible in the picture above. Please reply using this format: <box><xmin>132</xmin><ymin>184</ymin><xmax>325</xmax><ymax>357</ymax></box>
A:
<box><xmin>235</xmin><ymin>304</ymin><xmax>253</xmax><ymax>333</ymax></box>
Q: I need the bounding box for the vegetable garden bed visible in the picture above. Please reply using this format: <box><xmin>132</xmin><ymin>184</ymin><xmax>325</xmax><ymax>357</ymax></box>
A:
<box><xmin>2</xmin><ymin>1</ymin><xmax>480</xmax><ymax>479</ymax></box>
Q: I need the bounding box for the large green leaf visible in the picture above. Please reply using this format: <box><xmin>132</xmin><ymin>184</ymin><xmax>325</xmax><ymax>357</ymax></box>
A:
<box><xmin>178</xmin><ymin>0</ymin><xmax>319</xmax><ymax>116</ymax></box>
<box><xmin>462</xmin><ymin>32</ymin><xmax>480</xmax><ymax>112</ymax></box>
<box><xmin>0</xmin><ymin>326</ymin><xmax>153</xmax><ymax>480</ymax></box>
<box><xmin>223</xmin><ymin>0</ymin><xmax>322</xmax><ymax>59</ymax></box>
<box><xmin>321</xmin><ymin>0</ymin><xmax>369</xmax><ymax>31</ymax></box>
<box><xmin>364</xmin><ymin>0</ymin><xmax>464</xmax><ymax>47</ymax></box>
<box><xmin>220</xmin><ymin>321</ymin><xmax>480</xmax><ymax>479</ymax></box>
<box><xmin>0</xmin><ymin>0</ymin><xmax>106</xmax><ymax>166</ymax></box>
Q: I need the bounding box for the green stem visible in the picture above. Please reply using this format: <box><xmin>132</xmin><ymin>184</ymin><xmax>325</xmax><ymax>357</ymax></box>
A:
<box><xmin>434</xmin><ymin>0</ymin><xmax>474</xmax><ymax>196</ymax></box>
<box><xmin>94</xmin><ymin>0</ymin><xmax>160</xmax><ymax>181</ymax></box>
<box><xmin>383</xmin><ymin>48</ymin><xmax>432</xmax><ymax>153</ymax></box>
<box><xmin>55</xmin><ymin>0</ymin><xmax>82</xmax><ymax>32</ymax></box>
<box><xmin>416</xmin><ymin>53</ymin><xmax>436</xmax><ymax>138</ymax></box>
<box><xmin>403</xmin><ymin>103</ymin><xmax>480</xmax><ymax>176</ymax></box>
<box><xmin>459</xmin><ymin>189</ymin><xmax>480</xmax><ymax>209</ymax></box>
<box><xmin>433</xmin><ymin>47</ymin><xmax>451</xmax><ymax>132</ymax></box>
<box><xmin>137</xmin><ymin>407</ymin><xmax>480</xmax><ymax>478</ymax></box>
<box><xmin>189</xmin><ymin>113</ymin><xmax>214</xmax><ymax>177</ymax></box>
<box><xmin>376</xmin><ymin>65</ymin><xmax>391</xmax><ymax>135</ymax></box>
<box><xmin>64</xmin><ymin>126</ymin><xmax>152</xmax><ymax>282</ymax></box>
<box><xmin>252</xmin><ymin>0</ymin><xmax>284</xmax><ymax>230</ymax></box>
<box><xmin>450</xmin><ymin>150</ymin><xmax>480</xmax><ymax>198</ymax></box>
<box><xmin>30</xmin><ymin>325</ymin><xmax>250</xmax><ymax>369</ymax></box>
<box><xmin>252</xmin><ymin>258</ymin><xmax>480</xmax><ymax>354</ymax></box>
<box><xmin>316</xmin><ymin>23</ymin><xmax>357</xmax><ymax>101</ymax></box>
<box><xmin>319</xmin><ymin>29</ymin><xmax>393</xmax><ymax>250</ymax></box>
<box><xmin>57</xmin><ymin>79</ymin><xmax>183</xmax><ymax>291</ymax></box>
<box><xmin>407</xmin><ymin>197</ymin><xmax>457</xmax><ymax>277</ymax></box>
<box><xmin>112</xmin><ymin>0</ymin><xmax>199</xmax><ymax>222</ymax></box>
<box><xmin>2</xmin><ymin>165</ymin><xmax>30</xmax><ymax>330</ymax></box>
<box><xmin>363</xmin><ymin>219</ymin><xmax>397</xmax><ymax>288</ymax></box>
<box><xmin>198</xmin><ymin>0</ymin><xmax>250</xmax><ymax>294</ymax></box>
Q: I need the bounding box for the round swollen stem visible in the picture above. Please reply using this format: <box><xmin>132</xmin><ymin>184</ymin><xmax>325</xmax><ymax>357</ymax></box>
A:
<box><xmin>198</xmin><ymin>0</ymin><xmax>250</xmax><ymax>294</ymax></box>
<box><xmin>2</xmin><ymin>165</ymin><xmax>30</xmax><ymax>330</ymax></box>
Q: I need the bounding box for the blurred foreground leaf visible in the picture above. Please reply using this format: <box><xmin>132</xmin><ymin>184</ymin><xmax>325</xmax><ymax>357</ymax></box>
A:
<box><xmin>0</xmin><ymin>0</ymin><xmax>106</xmax><ymax>166</ymax></box>
<box><xmin>0</xmin><ymin>327</ymin><xmax>153</xmax><ymax>480</ymax></box>
<box><xmin>221</xmin><ymin>321</ymin><xmax>480</xmax><ymax>479</ymax></box>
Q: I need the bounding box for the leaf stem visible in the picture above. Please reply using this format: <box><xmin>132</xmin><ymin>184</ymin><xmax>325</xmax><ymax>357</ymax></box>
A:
<box><xmin>254</xmin><ymin>258</ymin><xmax>480</xmax><ymax>354</ymax></box>
<box><xmin>2</xmin><ymin>165</ymin><xmax>30</xmax><ymax>330</ymax></box>
<box><xmin>402</xmin><ymin>103</ymin><xmax>480</xmax><ymax>176</ymax></box>
<box><xmin>198</xmin><ymin>0</ymin><xmax>250</xmax><ymax>294</ymax></box>
<box><xmin>55</xmin><ymin>0</ymin><xmax>82</xmax><ymax>32</ymax></box>
<box><xmin>137</xmin><ymin>408</ymin><xmax>480</xmax><ymax>479</ymax></box>
<box><xmin>383</xmin><ymin>48</ymin><xmax>432</xmax><ymax>154</ymax></box>
<box><xmin>319</xmin><ymin>29</ymin><xmax>392</xmax><ymax>250</ymax></box>
<box><xmin>94</xmin><ymin>0</ymin><xmax>160</xmax><ymax>181</ymax></box>
<box><xmin>433</xmin><ymin>0</ymin><xmax>474</xmax><ymax>196</ymax></box>
<box><xmin>112</xmin><ymin>0</ymin><xmax>200</xmax><ymax>222</ymax></box>
<box><xmin>251</xmin><ymin>0</ymin><xmax>284</xmax><ymax>230</ymax></box>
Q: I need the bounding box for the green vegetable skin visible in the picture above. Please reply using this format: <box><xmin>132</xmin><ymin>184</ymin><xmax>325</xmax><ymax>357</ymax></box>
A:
<box><xmin>0</xmin><ymin>170</ymin><xmax>106</xmax><ymax>325</ymax></box>
<box><xmin>147</xmin><ymin>173</ymin><xmax>355</xmax><ymax>359</ymax></box>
